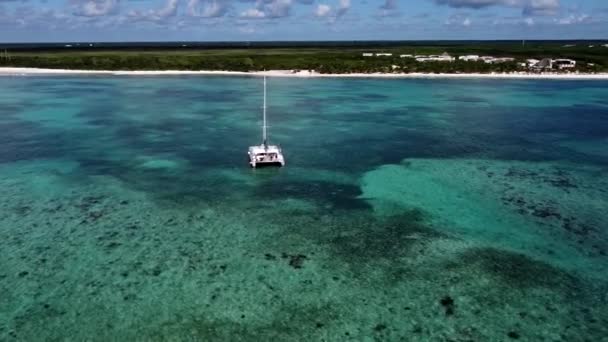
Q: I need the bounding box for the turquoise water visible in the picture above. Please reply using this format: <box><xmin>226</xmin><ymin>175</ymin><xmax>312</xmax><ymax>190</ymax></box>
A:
<box><xmin>1</xmin><ymin>76</ymin><xmax>607</xmax><ymax>341</ymax></box>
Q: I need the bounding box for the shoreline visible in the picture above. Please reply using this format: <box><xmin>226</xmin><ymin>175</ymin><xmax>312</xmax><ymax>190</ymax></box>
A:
<box><xmin>1</xmin><ymin>67</ymin><xmax>608</xmax><ymax>80</ymax></box>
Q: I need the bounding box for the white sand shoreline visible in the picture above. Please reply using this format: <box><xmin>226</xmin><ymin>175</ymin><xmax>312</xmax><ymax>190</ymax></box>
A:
<box><xmin>1</xmin><ymin>67</ymin><xmax>608</xmax><ymax>80</ymax></box>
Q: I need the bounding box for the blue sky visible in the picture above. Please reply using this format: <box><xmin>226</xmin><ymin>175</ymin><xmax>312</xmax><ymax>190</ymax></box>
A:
<box><xmin>0</xmin><ymin>0</ymin><xmax>606</xmax><ymax>42</ymax></box>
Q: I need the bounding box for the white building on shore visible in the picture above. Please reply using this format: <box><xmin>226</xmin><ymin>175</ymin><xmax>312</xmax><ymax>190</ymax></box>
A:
<box><xmin>528</xmin><ymin>58</ymin><xmax>576</xmax><ymax>70</ymax></box>
<box><xmin>553</xmin><ymin>59</ymin><xmax>576</xmax><ymax>69</ymax></box>
<box><xmin>362</xmin><ymin>53</ymin><xmax>374</xmax><ymax>57</ymax></box>
<box><xmin>459</xmin><ymin>55</ymin><xmax>515</xmax><ymax>64</ymax></box>
<box><xmin>416</xmin><ymin>52</ymin><xmax>455</xmax><ymax>62</ymax></box>
<box><xmin>485</xmin><ymin>57</ymin><xmax>515</xmax><ymax>64</ymax></box>
<box><xmin>376</xmin><ymin>53</ymin><xmax>393</xmax><ymax>57</ymax></box>
<box><xmin>459</xmin><ymin>55</ymin><xmax>480</xmax><ymax>61</ymax></box>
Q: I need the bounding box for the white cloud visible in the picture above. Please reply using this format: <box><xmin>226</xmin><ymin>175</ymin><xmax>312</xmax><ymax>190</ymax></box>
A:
<box><xmin>336</xmin><ymin>0</ymin><xmax>349</xmax><ymax>17</ymax></box>
<box><xmin>434</xmin><ymin>0</ymin><xmax>560</xmax><ymax>16</ymax></box>
<box><xmin>377</xmin><ymin>0</ymin><xmax>401</xmax><ymax>17</ymax></box>
<box><xmin>156</xmin><ymin>0</ymin><xmax>179</xmax><ymax>17</ymax></box>
<box><xmin>240</xmin><ymin>0</ymin><xmax>293</xmax><ymax>19</ymax></box>
<box><xmin>315</xmin><ymin>4</ymin><xmax>331</xmax><ymax>17</ymax></box>
<box><xmin>128</xmin><ymin>0</ymin><xmax>179</xmax><ymax>22</ymax></box>
<box><xmin>266</xmin><ymin>0</ymin><xmax>292</xmax><ymax>18</ymax></box>
<box><xmin>435</xmin><ymin>0</ymin><xmax>519</xmax><ymax>9</ymax></box>
<box><xmin>445</xmin><ymin>12</ymin><xmax>473</xmax><ymax>26</ymax></box>
<box><xmin>187</xmin><ymin>0</ymin><xmax>229</xmax><ymax>18</ymax></box>
<box><xmin>523</xmin><ymin>0</ymin><xmax>559</xmax><ymax>16</ymax></box>
<box><xmin>380</xmin><ymin>0</ymin><xmax>397</xmax><ymax>10</ymax></box>
<box><xmin>72</xmin><ymin>0</ymin><xmax>119</xmax><ymax>17</ymax></box>
<box><xmin>240</xmin><ymin>7</ymin><xmax>265</xmax><ymax>19</ymax></box>
<box><xmin>239</xmin><ymin>26</ymin><xmax>255</xmax><ymax>34</ymax></box>
<box><xmin>556</xmin><ymin>13</ymin><xmax>590</xmax><ymax>25</ymax></box>
<box><xmin>313</xmin><ymin>0</ymin><xmax>350</xmax><ymax>22</ymax></box>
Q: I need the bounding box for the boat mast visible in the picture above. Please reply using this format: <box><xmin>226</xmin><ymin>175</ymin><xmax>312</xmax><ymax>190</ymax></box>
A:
<box><xmin>263</xmin><ymin>74</ymin><xmax>267</xmax><ymax>147</ymax></box>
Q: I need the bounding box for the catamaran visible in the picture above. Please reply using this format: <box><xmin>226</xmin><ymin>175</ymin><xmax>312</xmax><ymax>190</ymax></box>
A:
<box><xmin>248</xmin><ymin>75</ymin><xmax>285</xmax><ymax>168</ymax></box>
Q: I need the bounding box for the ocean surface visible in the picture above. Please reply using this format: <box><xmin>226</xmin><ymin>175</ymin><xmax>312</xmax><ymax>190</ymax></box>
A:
<box><xmin>0</xmin><ymin>76</ymin><xmax>607</xmax><ymax>341</ymax></box>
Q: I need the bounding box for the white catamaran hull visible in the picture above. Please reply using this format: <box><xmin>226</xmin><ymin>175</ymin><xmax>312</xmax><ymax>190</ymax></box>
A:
<box><xmin>248</xmin><ymin>145</ymin><xmax>285</xmax><ymax>168</ymax></box>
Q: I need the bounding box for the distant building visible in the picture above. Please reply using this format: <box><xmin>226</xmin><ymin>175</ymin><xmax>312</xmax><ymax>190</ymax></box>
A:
<box><xmin>459</xmin><ymin>55</ymin><xmax>480</xmax><ymax>61</ymax></box>
<box><xmin>416</xmin><ymin>52</ymin><xmax>454</xmax><ymax>62</ymax></box>
<box><xmin>527</xmin><ymin>58</ymin><xmax>576</xmax><ymax>71</ymax></box>
<box><xmin>400</xmin><ymin>54</ymin><xmax>413</xmax><ymax>58</ymax></box>
<box><xmin>553</xmin><ymin>59</ymin><xmax>576</xmax><ymax>69</ymax></box>
<box><xmin>438</xmin><ymin>52</ymin><xmax>455</xmax><ymax>62</ymax></box>
<box><xmin>362</xmin><ymin>53</ymin><xmax>374</xmax><ymax>57</ymax></box>
<box><xmin>485</xmin><ymin>57</ymin><xmax>515</xmax><ymax>64</ymax></box>
<box><xmin>526</xmin><ymin>59</ymin><xmax>540</xmax><ymax>67</ymax></box>
<box><xmin>535</xmin><ymin>58</ymin><xmax>553</xmax><ymax>70</ymax></box>
<box><xmin>376</xmin><ymin>53</ymin><xmax>393</xmax><ymax>57</ymax></box>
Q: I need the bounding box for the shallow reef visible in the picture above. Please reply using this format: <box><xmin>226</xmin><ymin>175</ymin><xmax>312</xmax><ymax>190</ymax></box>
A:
<box><xmin>1</xmin><ymin>160</ymin><xmax>607</xmax><ymax>341</ymax></box>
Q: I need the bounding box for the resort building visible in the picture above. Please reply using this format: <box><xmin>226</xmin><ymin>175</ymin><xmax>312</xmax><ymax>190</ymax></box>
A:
<box><xmin>484</xmin><ymin>57</ymin><xmax>515</xmax><ymax>64</ymax></box>
<box><xmin>459</xmin><ymin>55</ymin><xmax>480</xmax><ymax>61</ymax></box>
<box><xmin>534</xmin><ymin>58</ymin><xmax>554</xmax><ymax>70</ymax></box>
<box><xmin>400</xmin><ymin>54</ymin><xmax>414</xmax><ymax>58</ymax></box>
<box><xmin>362</xmin><ymin>53</ymin><xmax>374</xmax><ymax>57</ymax></box>
<box><xmin>376</xmin><ymin>53</ymin><xmax>393</xmax><ymax>57</ymax></box>
<box><xmin>528</xmin><ymin>58</ymin><xmax>577</xmax><ymax>71</ymax></box>
<box><xmin>553</xmin><ymin>59</ymin><xmax>576</xmax><ymax>69</ymax></box>
<box><xmin>415</xmin><ymin>52</ymin><xmax>455</xmax><ymax>62</ymax></box>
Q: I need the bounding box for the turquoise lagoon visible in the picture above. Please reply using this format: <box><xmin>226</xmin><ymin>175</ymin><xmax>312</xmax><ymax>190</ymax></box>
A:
<box><xmin>0</xmin><ymin>76</ymin><xmax>607</xmax><ymax>341</ymax></box>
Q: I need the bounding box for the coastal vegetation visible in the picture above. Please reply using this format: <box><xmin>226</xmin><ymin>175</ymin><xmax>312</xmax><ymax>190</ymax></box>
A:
<box><xmin>1</xmin><ymin>41</ymin><xmax>606</xmax><ymax>73</ymax></box>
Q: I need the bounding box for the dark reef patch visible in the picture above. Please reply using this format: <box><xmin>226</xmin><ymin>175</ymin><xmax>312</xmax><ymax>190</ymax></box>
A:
<box><xmin>325</xmin><ymin>210</ymin><xmax>437</xmax><ymax>262</ymax></box>
<box><xmin>155</xmin><ymin>88</ymin><xmax>242</xmax><ymax>103</ymax></box>
<box><xmin>0</xmin><ymin>120</ymin><xmax>66</xmax><ymax>163</ymax></box>
<box><xmin>449</xmin><ymin>247</ymin><xmax>580</xmax><ymax>290</ymax></box>
<box><xmin>268</xmin><ymin>208</ymin><xmax>444</xmax><ymax>281</ymax></box>
<box><xmin>507</xmin><ymin>331</ymin><xmax>521</xmax><ymax>339</ymax></box>
<box><xmin>439</xmin><ymin>296</ymin><xmax>455</xmax><ymax>316</ymax></box>
<box><xmin>447</xmin><ymin>96</ymin><xmax>487</xmax><ymax>103</ymax></box>
<box><xmin>0</xmin><ymin>104</ymin><xmax>26</xmax><ymax>116</ymax></box>
<box><xmin>144</xmin><ymin>303</ymin><xmax>340</xmax><ymax>340</ymax></box>
<box><xmin>255</xmin><ymin>179</ymin><xmax>370</xmax><ymax>211</ymax></box>
<box><xmin>281</xmin><ymin>253</ymin><xmax>307</xmax><ymax>269</ymax></box>
<box><xmin>360</xmin><ymin>93</ymin><xmax>389</xmax><ymax>101</ymax></box>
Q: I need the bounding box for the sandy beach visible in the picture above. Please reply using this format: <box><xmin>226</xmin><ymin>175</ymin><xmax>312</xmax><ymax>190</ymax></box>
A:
<box><xmin>1</xmin><ymin>67</ymin><xmax>608</xmax><ymax>80</ymax></box>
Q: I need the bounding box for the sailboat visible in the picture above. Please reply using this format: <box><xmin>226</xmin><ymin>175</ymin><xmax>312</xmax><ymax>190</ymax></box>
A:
<box><xmin>248</xmin><ymin>75</ymin><xmax>285</xmax><ymax>168</ymax></box>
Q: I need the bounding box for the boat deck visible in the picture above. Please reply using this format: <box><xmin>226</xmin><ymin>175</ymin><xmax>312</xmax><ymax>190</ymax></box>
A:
<box><xmin>248</xmin><ymin>144</ymin><xmax>285</xmax><ymax>168</ymax></box>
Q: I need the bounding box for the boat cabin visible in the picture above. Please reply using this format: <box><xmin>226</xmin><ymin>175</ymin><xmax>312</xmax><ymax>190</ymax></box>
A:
<box><xmin>248</xmin><ymin>144</ymin><xmax>285</xmax><ymax>168</ymax></box>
